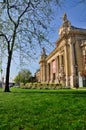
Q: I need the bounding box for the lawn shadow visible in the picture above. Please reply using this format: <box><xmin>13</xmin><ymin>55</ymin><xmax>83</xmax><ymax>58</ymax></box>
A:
<box><xmin>9</xmin><ymin>88</ymin><xmax>86</xmax><ymax>96</ymax></box>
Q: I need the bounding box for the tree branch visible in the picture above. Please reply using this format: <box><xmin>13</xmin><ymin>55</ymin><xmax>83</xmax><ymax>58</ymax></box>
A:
<box><xmin>0</xmin><ymin>31</ymin><xmax>8</xmax><ymax>43</ymax></box>
<box><xmin>17</xmin><ymin>1</ymin><xmax>31</xmax><ymax>27</ymax></box>
<box><xmin>6</xmin><ymin>0</ymin><xmax>16</xmax><ymax>25</ymax></box>
<box><xmin>0</xmin><ymin>31</ymin><xmax>10</xmax><ymax>52</ymax></box>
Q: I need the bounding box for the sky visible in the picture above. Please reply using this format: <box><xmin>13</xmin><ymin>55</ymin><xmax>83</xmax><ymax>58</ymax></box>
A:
<box><xmin>0</xmin><ymin>0</ymin><xmax>86</xmax><ymax>81</ymax></box>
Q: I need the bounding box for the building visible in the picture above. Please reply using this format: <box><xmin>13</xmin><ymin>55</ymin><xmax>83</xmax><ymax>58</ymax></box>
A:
<box><xmin>35</xmin><ymin>70</ymin><xmax>40</xmax><ymax>82</ymax></box>
<box><xmin>38</xmin><ymin>13</ymin><xmax>86</xmax><ymax>88</ymax></box>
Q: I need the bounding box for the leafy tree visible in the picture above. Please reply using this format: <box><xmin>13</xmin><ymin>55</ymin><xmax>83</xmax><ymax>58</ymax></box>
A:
<box><xmin>14</xmin><ymin>69</ymin><xmax>32</xmax><ymax>84</ymax></box>
<box><xmin>28</xmin><ymin>76</ymin><xmax>37</xmax><ymax>83</ymax></box>
<box><xmin>0</xmin><ymin>0</ymin><xmax>61</xmax><ymax>92</ymax></box>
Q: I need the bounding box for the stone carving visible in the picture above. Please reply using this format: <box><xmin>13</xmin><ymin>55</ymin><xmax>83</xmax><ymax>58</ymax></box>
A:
<box><xmin>42</xmin><ymin>47</ymin><xmax>46</xmax><ymax>55</ymax></box>
<box><xmin>62</xmin><ymin>13</ymin><xmax>67</xmax><ymax>23</ymax></box>
<box><xmin>62</xmin><ymin>13</ymin><xmax>71</xmax><ymax>27</ymax></box>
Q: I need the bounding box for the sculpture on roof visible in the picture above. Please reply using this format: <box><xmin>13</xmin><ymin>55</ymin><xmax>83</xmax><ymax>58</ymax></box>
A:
<box><xmin>62</xmin><ymin>13</ymin><xmax>67</xmax><ymax>23</ymax></box>
<box><xmin>62</xmin><ymin>13</ymin><xmax>71</xmax><ymax>27</ymax></box>
<box><xmin>42</xmin><ymin>47</ymin><xmax>46</xmax><ymax>55</ymax></box>
<box><xmin>40</xmin><ymin>47</ymin><xmax>47</xmax><ymax>61</ymax></box>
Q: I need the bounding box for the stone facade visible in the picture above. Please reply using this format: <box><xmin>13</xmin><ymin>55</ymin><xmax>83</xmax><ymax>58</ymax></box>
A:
<box><xmin>38</xmin><ymin>13</ymin><xmax>86</xmax><ymax>88</ymax></box>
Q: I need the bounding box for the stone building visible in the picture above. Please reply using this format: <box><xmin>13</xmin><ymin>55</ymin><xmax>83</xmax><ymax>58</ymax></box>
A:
<box><xmin>38</xmin><ymin>13</ymin><xmax>86</xmax><ymax>88</ymax></box>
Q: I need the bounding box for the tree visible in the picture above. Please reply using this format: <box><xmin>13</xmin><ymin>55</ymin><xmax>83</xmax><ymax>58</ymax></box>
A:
<box><xmin>14</xmin><ymin>69</ymin><xmax>32</xmax><ymax>84</ymax></box>
<box><xmin>0</xmin><ymin>0</ymin><xmax>61</xmax><ymax>92</ymax></box>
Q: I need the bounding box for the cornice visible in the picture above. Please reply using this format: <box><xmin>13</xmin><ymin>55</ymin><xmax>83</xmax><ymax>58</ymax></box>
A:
<box><xmin>46</xmin><ymin>47</ymin><xmax>58</xmax><ymax>61</ymax></box>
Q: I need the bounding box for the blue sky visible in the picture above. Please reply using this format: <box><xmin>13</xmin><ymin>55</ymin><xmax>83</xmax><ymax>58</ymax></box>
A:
<box><xmin>1</xmin><ymin>1</ymin><xmax>86</xmax><ymax>81</ymax></box>
<box><xmin>11</xmin><ymin>1</ymin><xmax>86</xmax><ymax>80</ymax></box>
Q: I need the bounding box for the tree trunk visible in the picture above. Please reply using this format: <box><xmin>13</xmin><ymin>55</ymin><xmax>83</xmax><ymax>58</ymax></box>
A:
<box><xmin>4</xmin><ymin>52</ymin><xmax>12</xmax><ymax>92</ymax></box>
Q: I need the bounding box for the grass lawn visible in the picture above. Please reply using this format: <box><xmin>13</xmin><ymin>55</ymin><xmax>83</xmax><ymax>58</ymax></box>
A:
<box><xmin>0</xmin><ymin>88</ymin><xmax>86</xmax><ymax>130</ymax></box>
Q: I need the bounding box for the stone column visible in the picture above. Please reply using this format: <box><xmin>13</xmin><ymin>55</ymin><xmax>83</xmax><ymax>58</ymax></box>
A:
<box><xmin>59</xmin><ymin>55</ymin><xmax>61</xmax><ymax>70</ymax></box>
<box><xmin>49</xmin><ymin>63</ymin><xmax>51</xmax><ymax>82</ymax></box>
<box><xmin>50</xmin><ymin>62</ymin><xmax>53</xmax><ymax>82</ymax></box>
<box><xmin>49</xmin><ymin>62</ymin><xmax>51</xmax><ymax>82</ymax></box>
<box><xmin>64</xmin><ymin>44</ymin><xmax>69</xmax><ymax>87</ymax></box>
<box><xmin>58</xmin><ymin>55</ymin><xmax>61</xmax><ymax>83</ymax></box>
<box><xmin>42</xmin><ymin>62</ymin><xmax>46</xmax><ymax>82</ymax></box>
<box><xmin>40</xmin><ymin>64</ymin><xmax>43</xmax><ymax>82</ymax></box>
<box><xmin>47</xmin><ymin>63</ymin><xmax>50</xmax><ymax>82</ymax></box>
<box><xmin>70</xmin><ymin>43</ymin><xmax>75</xmax><ymax>87</ymax></box>
<box><xmin>40</xmin><ymin>61</ymin><xmax>46</xmax><ymax>82</ymax></box>
<box><xmin>58</xmin><ymin>55</ymin><xmax>60</xmax><ymax>73</ymax></box>
<box><xmin>56</xmin><ymin>56</ymin><xmax>59</xmax><ymax>82</ymax></box>
<box><xmin>42</xmin><ymin>63</ymin><xmax>44</xmax><ymax>82</ymax></box>
<box><xmin>54</xmin><ymin>58</ymin><xmax>57</xmax><ymax>82</ymax></box>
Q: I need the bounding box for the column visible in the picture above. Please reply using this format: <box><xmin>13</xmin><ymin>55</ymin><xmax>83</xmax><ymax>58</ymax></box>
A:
<box><xmin>50</xmin><ymin>62</ymin><xmax>53</xmax><ymax>82</ymax></box>
<box><xmin>43</xmin><ymin>62</ymin><xmax>46</xmax><ymax>82</ymax></box>
<box><xmin>59</xmin><ymin>55</ymin><xmax>61</xmax><ymax>70</ymax></box>
<box><xmin>70</xmin><ymin>43</ymin><xmax>75</xmax><ymax>87</ymax></box>
<box><xmin>47</xmin><ymin>63</ymin><xmax>50</xmax><ymax>82</ymax></box>
<box><xmin>56</xmin><ymin>56</ymin><xmax>59</xmax><ymax>82</ymax></box>
<box><xmin>40</xmin><ymin>64</ymin><xmax>43</xmax><ymax>82</ymax></box>
<box><xmin>64</xmin><ymin>44</ymin><xmax>69</xmax><ymax>87</ymax></box>
<box><xmin>57</xmin><ymin>55</ymin><xmax>60</xmax><ymax>83</ymax></box>
<box><xmin>49</xmin><ymin>63</ymin><xmax>51</xmax><ymax>82</ymax></box>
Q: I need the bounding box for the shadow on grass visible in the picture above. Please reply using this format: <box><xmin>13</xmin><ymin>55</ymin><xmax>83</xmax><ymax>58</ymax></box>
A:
<box><xmin>1</xmin><ymin>88</ymin><xmax>86</xmax><ymax>96</ymax></box>
<box><xmin>9</xmin><ymin>88</ymin><xmax>86</xmax><ymax>95</ymax></box>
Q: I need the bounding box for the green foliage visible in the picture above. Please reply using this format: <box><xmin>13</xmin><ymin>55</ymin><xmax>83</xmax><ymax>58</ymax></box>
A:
<box><xmin>0</xmin><ymin>88</ymin><xmax>86</xmax><ymax>130</ymax></box>
<box><xmin>14</xmin><ymin>69</ymin><xmax>32</xmax><ymax>84</ymax></box>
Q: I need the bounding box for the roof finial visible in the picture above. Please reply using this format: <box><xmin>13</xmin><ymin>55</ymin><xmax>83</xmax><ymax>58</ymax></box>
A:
<box><xmin>62</xmin><ymin>13</ymin><xmax>67</xmax><ymax>23</ymax></box>
<box><xmin>42</xmin><ymin>47</ymin><xmax>46</xmax><ymax>55</ymax></box>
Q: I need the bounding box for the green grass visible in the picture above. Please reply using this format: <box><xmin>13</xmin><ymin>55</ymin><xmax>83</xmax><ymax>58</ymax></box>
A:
<box><xmin>0</xmin><ymin>88</ymin><xmax>86</xmax><ymax>130</ymax></box>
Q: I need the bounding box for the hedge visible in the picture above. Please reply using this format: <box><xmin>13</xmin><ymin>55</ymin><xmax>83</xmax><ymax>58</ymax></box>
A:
<box><xmin>20</xmin><ymin>82</ymin><xmax>64</xmax><ymax>89</ymax></box>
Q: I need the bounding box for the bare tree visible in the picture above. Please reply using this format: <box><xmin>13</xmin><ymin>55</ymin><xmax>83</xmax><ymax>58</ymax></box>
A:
<box><xmin>0</xmin><ymin>0</ymin><xmax>61</xmax><ymax>92</ymax></box>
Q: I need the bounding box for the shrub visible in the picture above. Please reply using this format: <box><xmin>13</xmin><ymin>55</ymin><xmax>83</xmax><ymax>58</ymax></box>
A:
<box><xmin>20</xmin><ymin>82</ymin><xmax>65</xmax><ymax>90</ymax></box>
<box><xmin>20</xmin><ymin>83</ymin><xmax>24</xmax><ymax>88</ymax></box>
<box><xmin>25</xmin><ymin>83</ymin><xmax>33</xmax><ymax>89</ymax></box>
